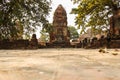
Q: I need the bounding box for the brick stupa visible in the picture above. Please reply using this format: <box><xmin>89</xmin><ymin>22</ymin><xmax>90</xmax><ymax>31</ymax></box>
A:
<box><xmin>50</xmin><ymin>4</ymin><xmax>70</xmax><ymax>47</ymax></box>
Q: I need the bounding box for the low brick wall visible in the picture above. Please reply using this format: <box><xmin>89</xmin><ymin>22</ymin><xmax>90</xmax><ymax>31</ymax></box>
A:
<box><xmin>0</xmin><ymin>39</ymin><xmax>38</xmax><ymax>49</ymax></box>
<box><xmin>77</xmin><ymin>38</ymin><xmax>120</xmax><ymax>49</ymax></box>
<box><xmin>109</xmin><ymin>40</ymin><xmax>120</xmax><ymax>48</ymax></box>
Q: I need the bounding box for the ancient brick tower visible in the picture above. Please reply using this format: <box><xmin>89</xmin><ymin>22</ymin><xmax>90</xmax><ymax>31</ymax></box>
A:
<box><xmin>50</xmin><ymin>4</ymin><xmax>70</xmax><ymax>45</ymax></box>
<box><xmin>110</xmin><ymin>8</ymin><xmax>120</xmax><ymax>36</ymax></box>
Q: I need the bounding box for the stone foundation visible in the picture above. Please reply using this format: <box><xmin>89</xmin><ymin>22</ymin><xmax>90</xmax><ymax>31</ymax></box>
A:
<box><xmin>0</xmin><ymin>34</ymin><xmax>39</xmax><ymax>49</ymax></box>
<box><xmin>46</xmin><ymin>42</ymin><xmax>70</xmax><ymax>48</ymax></box>
<box><xmin>109</xmin><ymin>40</ymin><xmax>120</xmax><ymax>48</ymax></box>
<box><xmin>0</xmin><ymin>39</ymin><xmax>29</xmax><ymax>49</ymax></box>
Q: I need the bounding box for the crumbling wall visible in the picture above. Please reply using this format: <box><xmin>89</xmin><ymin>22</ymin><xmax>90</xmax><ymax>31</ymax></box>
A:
<box><xmin>0</xmin><ymin>34</ymin><xmax>38</xmax><ymax>49</ymax></box>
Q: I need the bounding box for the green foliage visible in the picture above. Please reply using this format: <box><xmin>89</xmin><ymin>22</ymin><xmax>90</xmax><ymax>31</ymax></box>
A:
<box><xmin>68</xmin><ymin>26</ymin><xmax>79</xmax><ymax>39</ymax></box>
<box><xmin>0</xmin><ymin>0</ymin><xmax>51</xmax><ymax>39</ymax></box>
<box><xmin>40</xmin><ymin>30</ymin><xmax>49</xmax><ymax>42</ymax></box>
<box><xmin>42</xmin><ymin>22</ymin><xmax>53</xmax><ymax>33</ymax></box>
<box><xmin>39</xmin><ymin>22</ymin><xmax>53</xmax><ymax>42</ymax></box>
<box><xmin>71</xmin><ymin>0</ymin><xmax>120</xmax><ymax>34</ymax></box>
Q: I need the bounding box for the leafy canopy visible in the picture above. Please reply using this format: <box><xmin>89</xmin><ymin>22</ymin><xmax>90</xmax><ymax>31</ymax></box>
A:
<box><xmin>71</xmin><ymin>0</ymin><xmax>120</xmax><ymax>34</ymax></box>
<box><xmin>40</xmin><ymin>30</ymin><xmax>49</xmax><ymax>42</ymax></box>
<box><xmin>0</xmin><ymin>0</ymin><xmax>51</xmax><ymax>39</ymax></box>
<box><xmin>68</xmin><ymin>26</ymin><xmax>79</xmax><ymax>39</ymax></box>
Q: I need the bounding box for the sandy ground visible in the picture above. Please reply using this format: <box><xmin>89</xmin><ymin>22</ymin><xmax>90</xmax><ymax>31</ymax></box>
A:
<box><xmin>0</xmin><ymin>48</ymin><xmax>120</xmax><ymax>80</ymax></box>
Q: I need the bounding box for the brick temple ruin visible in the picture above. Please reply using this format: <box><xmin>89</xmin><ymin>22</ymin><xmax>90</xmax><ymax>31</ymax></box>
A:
<box><xmin>1</xmin><ymin>5</ymin><xmax>120</xmax><ymax>49</ymax></box>
<box><xmin>110</xmin><ymin>8</ymin><xmax>120</xmax><ymax>37</ymax></box>
<box><xmin>48</xmin><ymin>4</ymin><xmax>70</xmax><ymax>47</ymax></box>
<box><xmin>0</xmin><ymin>4</ymin><xmax>70</xmax><ymax>49</ymax></box>
<box><xmin>108</xmin><ymin>8</ymin><xmax>120</xmax><ymax>48</ymax></box>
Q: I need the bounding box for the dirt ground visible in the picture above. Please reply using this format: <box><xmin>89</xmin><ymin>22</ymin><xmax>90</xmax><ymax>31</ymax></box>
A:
<box><xmin>0</xmin><ymin>48</ymin><xmax>120</xmax><ymax>80</ymax></box>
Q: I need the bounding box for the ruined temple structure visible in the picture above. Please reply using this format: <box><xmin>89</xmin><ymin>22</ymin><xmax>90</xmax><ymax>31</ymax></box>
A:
<box><xmin>107</xmin><ymin>8</ymin><xmax>120</xmax><ymax>48</ymax></box>
<box><xmin>110</xmin><ymin>8</ymin><xmax>120</xmax><ymax>36</ymax></box>
<box><xmin>49</xmin><ymin>4</ymin><xmax>70</xmax><ymax>47</ymax></box>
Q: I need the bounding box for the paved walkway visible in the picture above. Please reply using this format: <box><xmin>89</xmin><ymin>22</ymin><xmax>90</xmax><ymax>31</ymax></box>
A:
<box><xmin>0</xmin><ymin>48</ymin><xmax>120</xmax><ymax>80</ymax></box>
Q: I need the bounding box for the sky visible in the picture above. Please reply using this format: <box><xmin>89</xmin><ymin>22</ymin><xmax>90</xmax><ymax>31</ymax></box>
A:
<box><xmin>36</xmin><ymin>0</ymin><xmax>78</xmax><ymax>39</ymax></box>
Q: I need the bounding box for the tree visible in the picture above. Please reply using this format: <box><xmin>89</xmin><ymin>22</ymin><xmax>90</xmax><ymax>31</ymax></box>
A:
<box><xmin>0</xmin><ymin>0</ymin><xmax>51</xmax><ymax>39</ymax></box>
<box><xmin>39</xmin><ymin>23</ymin><xmax>52</xmax><ymax>42</ymax></box>
<box><xmin>14</xmin><ymin>20</ymin><xmax>24</xmax><ymax>39</ymax></box>
<box><xmin>42</xmin><ymin>22</ymin><xmax>53</xmax><ymax>34</ymax></box>
<box><xmin>39</xmin><ymin>30</ymin><xmax>49</xmax><ymax>42</ymax></box>
<box><xmin>68</xmin><ymin>26</ymin><xmax>79</xmax><ymax>39</ymax></box>
<box><xmin>71</xmin><ymin>0</ymin><xmax>120</xmax><ymax>34</ymax></box>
